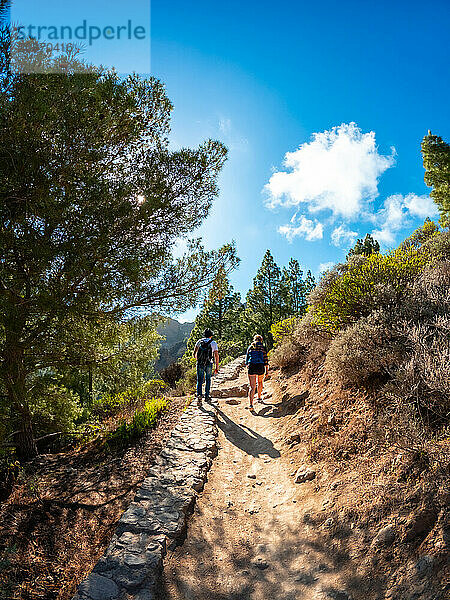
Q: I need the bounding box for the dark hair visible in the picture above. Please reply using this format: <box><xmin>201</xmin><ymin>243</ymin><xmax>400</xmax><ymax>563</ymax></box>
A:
<box><xmin>204</xmin><ymin>328</ymin><xmax>213</xmax><ymax>338</ymax></box>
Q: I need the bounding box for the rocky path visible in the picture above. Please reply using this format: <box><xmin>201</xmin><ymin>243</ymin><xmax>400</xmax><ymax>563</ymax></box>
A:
<box><xmin>159</xmin><ymin>369</ymin><xmax>353</xmax><ymax>600</ymax></box>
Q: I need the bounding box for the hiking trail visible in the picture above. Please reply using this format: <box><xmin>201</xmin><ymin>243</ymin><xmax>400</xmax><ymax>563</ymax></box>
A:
<box><xmin>159</xmin><ymin>364</ymin><xmax>353</xmax><ymax>600</ymax></box>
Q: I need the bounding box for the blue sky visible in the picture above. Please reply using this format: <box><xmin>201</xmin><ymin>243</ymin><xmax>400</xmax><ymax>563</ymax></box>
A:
<box><xmin>8</xmin><ymin>1</ymin><xmax>450</xmax><ymax>321</ymax></box>
<box><xmin>149</xmin><ymin>0</ymin><xmax>450</xmax><ymax>320</ymax></box>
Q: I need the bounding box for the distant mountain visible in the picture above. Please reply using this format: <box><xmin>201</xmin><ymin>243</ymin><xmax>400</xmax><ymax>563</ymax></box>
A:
<box><xmin>155</xmin><ymin>318</ymin><xmax>194</xmax><ymax>371</ymax></box>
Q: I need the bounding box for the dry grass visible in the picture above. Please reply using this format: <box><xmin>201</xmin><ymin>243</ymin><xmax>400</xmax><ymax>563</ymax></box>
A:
<box><xmin>271</xmin><ymin>356</ymin><xmax>449</xmax><ymax>599</ymax></box>
<box><xmin>0</xmin><ymin>398</ymin><xmax>185</xmax><ymax>600</ymax></box>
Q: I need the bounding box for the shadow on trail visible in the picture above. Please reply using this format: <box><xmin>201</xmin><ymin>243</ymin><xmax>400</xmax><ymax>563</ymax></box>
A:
<box><xmin>215</xmin><ymin>407</ymin><xmax>281</xmax><ymax>459</ymax></box>
<box><xmin>159</xmin><ymin>509</ymin><xmax>388</xmax><ymax>600</ymax></box>
<box><xmin>256</xmin><ymin>392</ymin><xmax>308</xmax><ymax>419</ymax></box>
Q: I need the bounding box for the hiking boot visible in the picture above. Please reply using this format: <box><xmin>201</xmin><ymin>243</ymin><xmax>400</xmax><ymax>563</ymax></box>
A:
<box><xmin>205</xmin><ymin>395</ymin><xmax>212</xmax><ymax>402</ymax></box>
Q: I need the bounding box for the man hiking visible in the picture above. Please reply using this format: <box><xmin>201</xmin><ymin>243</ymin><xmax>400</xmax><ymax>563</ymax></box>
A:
<box><xmin>193</xmin><ymin>328</ymin><xmax>219</xmax><ymax>403</ymax></box>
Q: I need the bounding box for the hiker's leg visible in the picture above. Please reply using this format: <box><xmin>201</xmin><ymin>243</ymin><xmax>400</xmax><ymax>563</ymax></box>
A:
<box><xmin>196</xmin><ymin>364</ymin><xmax>204</xmax><ymax>397</ymax></box>
<box><xmin>205</xmin><ymin>363</ymin><xmax>212</xmax><ymax>398</ymax></box>
<box><xmin>257</xmin><ymin>374</ymin><xmax>264</xmax><ymax>398</ymax></box>
<box><xmin>248</xmin><ymin>374</ymin><xmax>257</xmax><ymax>405</ymax></box>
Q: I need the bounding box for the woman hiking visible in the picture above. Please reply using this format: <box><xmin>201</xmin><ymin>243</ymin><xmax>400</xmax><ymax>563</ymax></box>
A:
<box><xmin>246</xmin><ymin>334</ymin><xmax>269</xmax><ymax>410</ymax></box>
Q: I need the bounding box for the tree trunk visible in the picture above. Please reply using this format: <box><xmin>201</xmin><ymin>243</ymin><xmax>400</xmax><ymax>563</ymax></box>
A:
<box><xmin>88</xmin><ymin>364</ymin><xmax>93</xmax><ymax>402</ymax></box>
<box><xmin>14</xmin><ymin>412</ymin><xmax>38</xmax><ymax>460</ymax></box>
<box><xmin>2</xmin><ymin>342</ymin><xmax>38</xmax><ymax>460</ymax></box>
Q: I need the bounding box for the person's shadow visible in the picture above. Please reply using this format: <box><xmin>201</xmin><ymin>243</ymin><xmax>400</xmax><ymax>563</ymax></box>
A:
<box><xmin>215</xmin><ymin>407</ymin><xmax>280</xmax><ymax>459</ymax></box>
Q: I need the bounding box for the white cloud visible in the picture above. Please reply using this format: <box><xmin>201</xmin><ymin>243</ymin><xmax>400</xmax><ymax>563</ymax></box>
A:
<box><xmin>278</xmin><ymin>215</ymin><xmax>324</xmax><ymax>242</ymax></box>
<box><xmin>265</xmin><ymin>122</ymin><xmax>395</xmax><ymax>219</ymax></box>
<box><xmin>319</xmin><ymin>261</ymin><xmax>335</xmax><ymax>273</ymax></box>
<box><xmin>402</xmin><ymin>193</ymin><xmax>439</xmax><ymax>219</ymax></box>
<box><xmin>371</xmin><ymin>193</ymin><xmax>438</xmax><ymax>246</ymax></box>
<box><xmin>331</xmin><ymin>225</ymin><xmax>358</xmax><ymax>247</ymax></box>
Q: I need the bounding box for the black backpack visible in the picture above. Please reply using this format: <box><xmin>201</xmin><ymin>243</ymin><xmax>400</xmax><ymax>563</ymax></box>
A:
<box><xmin>197</xmin><ymin>338</ymin><xmax>213</xmax><ymax>367</ymax></box>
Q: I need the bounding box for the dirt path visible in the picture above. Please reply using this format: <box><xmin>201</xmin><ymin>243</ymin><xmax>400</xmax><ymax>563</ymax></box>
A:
<box><xmin>159</xmin><ymin>371</ymin><xmax>354</xmax><ymax>600</ymax></box>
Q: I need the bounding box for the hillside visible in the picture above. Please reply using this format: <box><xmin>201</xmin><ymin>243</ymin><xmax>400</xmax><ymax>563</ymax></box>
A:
<box><xmin>264</xmin><ymin>226</ymin><xmax>450</xmax><ymax>599</ymax></box>
<box><xmin>155</xmin><ymin>318</ymin><xmax>194</xmax><ymax>371</ymax></box>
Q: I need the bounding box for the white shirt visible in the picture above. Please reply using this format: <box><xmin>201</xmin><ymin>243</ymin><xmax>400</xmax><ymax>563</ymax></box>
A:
<box><xmin>194</xmin><ymin>338</ymin><xmax>219</xmax><ymax>353</ymax></box>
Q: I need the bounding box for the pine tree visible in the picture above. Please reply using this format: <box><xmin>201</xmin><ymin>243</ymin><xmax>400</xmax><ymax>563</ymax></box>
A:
<box><xmin>279</xmin><ymin>268</ymin><xmax>293</xmax><ymax>320</ymax></box>
<box><xmin>304</xmin><ymin>270</ymin><xmax>317</xmax><ymax>296</ymax></box>
<box><xmin>347</xmin><ymin>234</ymin><xmax>380</xmax><ymax>259</ymax></box>
<box><xmin>421</xmin><ymin>131</ymin><xmax>450</xmax><ymax>226</ymax></box>
<box><xmin>187</xmin><ymin>270</ymin><xmax>244</xmax><ymax>355</ymax></box>
<box><xmin>279</xmin><ymin>259</ymin><xmax>307</xmax><ymax>318</ymax></box>
<box><xmin>208</xmin><ymin>267</ymin><xmax>230</xmax><ymax>339</ymax></box>
<box><xmin>246</xmin><ymin>250</ymin><xmax>282</xmax><ymax>345</ymax></box>
<box><xmin>0</xmin><ymin>37</ymin><xmax>237</xmax><ymax>458</ymax></box>
<box><xmin>287</xmin><ymin>258</ymin><xmax>307</xmax><ymax>314</ymax></box>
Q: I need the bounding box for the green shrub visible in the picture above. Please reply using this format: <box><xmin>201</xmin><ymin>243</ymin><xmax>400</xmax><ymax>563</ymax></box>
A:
<box><xmin>0</xmin><ymin>448</ymin><xmax>21</xmax><ymax>499</ymax></box>
<box><xmin>105</xmin><ymin>396</ymin><xmax>169</xmax><ymax>448</ymax></box>
<box><xmin>270</xmin><ymin>316</ymin><xmax>298</xmax><ymax>348</ymax></box>
<box><xmin>270</xmin><ymin>311</ymin><xmax>326</xmax><ymax>368</ymax></box>
<box><xmin>30</xmin><ymin>380</ymin><xmax>82</xmax><ymax>435</ymax></box>
<box><xmin>310</xmin><ymin>245</ymin><xmax>430</xmax><ymax>333</ymax></box>
<box><xmin>92</xmin><ymin>379</ymin><xmax>166</xmax><ymax>418</ymax></box>
<box><xmin>219</xmin><ymin>355</ymin><xmax>235</xmax><ymax>367</ymax></box>
<box><xmin>174</xmin><ymin>365</ymin><xmax>197</xmax><ymax>395</ymax></box>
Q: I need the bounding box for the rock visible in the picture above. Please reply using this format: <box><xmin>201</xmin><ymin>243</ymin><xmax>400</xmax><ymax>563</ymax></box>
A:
<box><xmin>253</xmin><ymin>557</ymin><xmax>269</xmax><ymax>570</ymax></box>
<box><xmin>288</xmin><ymin>433</ymin><xmax>301</xmax><ymax>446</ymax></box>
<box><xmin>247</xmin><ymin>473</ymin><xmax>256</xmax><ymax>479</ymax></box>
<box><xmin>110</xmin><ymin>564</ymin><xmax>148</xmax><ymax>589</ymax></box>
<box><xmin>123</xmin><ymin>552</ymin><xmax>148</xmax><ymax>568</ymax></box>
<box><xmin>323</xmin><ymin>518</ymin><xmax>334</xmax><ymax>529</ymax></box>
<box><xmin>327</xmin><ymin>414</ymin><xmax>336</xmax><ymax>426</ymax></box>
<box><xmin>414</xmin><ymin>555</ymin><xmax>434</xmax><ymax>577</ymax></box>
<box><xmin>295</xmin><ymin>467</ymin><xmax>316</xmax><ymax>483</ymax></box>
<box><xmin>373</xmin><ymin>525</ymin><xmax>396</xmax><ymax>547</ymax></box>
<box><xmin>225</xmin><ymin>398</ymin><xmax>240</xmax><ymax>405</ymax></box>
<box><xmin>213</xmin><ymin>384</ymin><xmax>248</xmax><ymax>399</ymax></box>
<box><xmin>77</xmin><ymin>574</ymin><xmax>120</xmax><ymax>600</ymax></box>
<box><xmin>323</xmin><ymin>591</ymin><xmax>352</xmax><ymax>600</ymax></box>
<box><xmin>133</xmin><ymin>590</ymin><xmax>156</xmax><ymax>600</ymax></box>
<box><xmin>404</xmin><ymin>509</ymin><xmax>438</xmax><ymax>542</ymax></box>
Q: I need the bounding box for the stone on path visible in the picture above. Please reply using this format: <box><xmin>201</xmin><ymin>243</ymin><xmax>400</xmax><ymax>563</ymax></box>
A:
<box><xmin>76</xmin><ymin>574</ymin><xmax>119</xmax><ymax>600</ymax></box>
<box><xmin>294</xmin><ymin>466</ymin><xmax>316</xmax><ymax>483</ymax></box>
<box><xmin>372</xmin><ymin>524</ymin><xmax>396</xmax><ymax>547</ymax></box>
<box><xmin>253</xmin><ymin>557</ymin><xmax>269</xmax><ymax>570</ymax></box>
